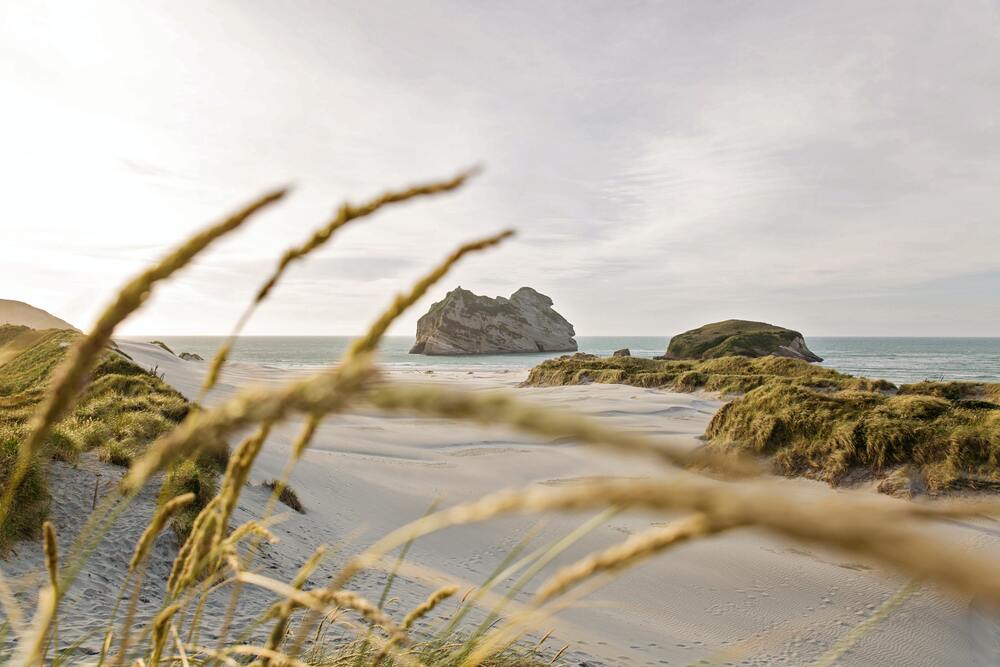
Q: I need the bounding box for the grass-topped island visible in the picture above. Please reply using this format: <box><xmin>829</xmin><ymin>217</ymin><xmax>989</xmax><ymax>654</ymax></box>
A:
<box><xmin>524</xmin><ymin>352</ymin><xmax>1000</xmax><ymax>494</ymax></box>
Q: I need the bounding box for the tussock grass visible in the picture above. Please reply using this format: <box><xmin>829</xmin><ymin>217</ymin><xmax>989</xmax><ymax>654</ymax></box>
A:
<box><xmin>0</xmin><ymin>423</ymin><xmax>48</xmax><ymax>549</ymax></box>
<box><xmin>898</xmin><ymin>379</ymin><xmax>1000</xmax><ymax>402</ymax></box>
<box><xmin>523</xmin><ymin>352</ymin><xmax>893</xmax><ymax>394</ymax></box>
<box><xmin>0</xmin><ymin>327</ymin><xmax>216</xmax><ymax>548</ymax></box>
<box><xmin>707</xmin><ymin>381</ymin><xmax>1000</xmax><ymax>490</ymax></box>
<box><xmin>45</xmin><ymin>426</ymin><xmax>82</xmax><ymax>464</ymax></box>
<box><xmin>527</xmin><ymin>353</ymin><xmax>999</xmax><ymax>493</ymax></box>
<box><xmin>160</xmin><ymin>459</ymin><xmax>220</xmax><ymax>538</ymax></box>
<box><xmin>263</xmin><ymin>479</ymin><xmax>305</xmax><ymax>513</ymax></box>
<box><xmin>4</xmin><ymin>172</ymin><xmax>1000</xmax><ymax>667</ymax></box>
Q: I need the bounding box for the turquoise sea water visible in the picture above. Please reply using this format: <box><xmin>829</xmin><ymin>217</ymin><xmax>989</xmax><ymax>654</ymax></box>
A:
<box><xmin>137</xmin><ymin>336</ymin><xmax>1000</xmax><ymax>385</ymax></box>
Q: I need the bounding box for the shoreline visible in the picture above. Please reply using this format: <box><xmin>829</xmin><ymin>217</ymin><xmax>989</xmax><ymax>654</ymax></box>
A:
<box><xmin>121</xmin><ymin>335</ymin><xmax>1000</xmax><ymax>386</ymax></box>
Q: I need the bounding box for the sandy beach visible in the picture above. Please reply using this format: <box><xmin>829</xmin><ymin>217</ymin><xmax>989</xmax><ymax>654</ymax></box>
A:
<box><xmin>3</xmin><ymin>340</ymin><xmax>996</xmax><ymax>666</ymax></box>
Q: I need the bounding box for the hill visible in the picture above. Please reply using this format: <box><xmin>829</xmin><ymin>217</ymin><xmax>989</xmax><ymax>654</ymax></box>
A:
<box><xmin>0</xmin><ymin>298</ymin><xmax>76</xmax><ymax>331</ymax></box>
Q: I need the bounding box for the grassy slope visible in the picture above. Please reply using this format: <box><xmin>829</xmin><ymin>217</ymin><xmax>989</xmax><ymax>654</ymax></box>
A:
<box><xmin>0</xmin><ymin>324</ymin><xmax>221</xmax><ymax>549</ymax></box>
<box><xmin>525</xmin><ymin>352</ymin><xmax>1000</xmax><ymax>493</ymax></box>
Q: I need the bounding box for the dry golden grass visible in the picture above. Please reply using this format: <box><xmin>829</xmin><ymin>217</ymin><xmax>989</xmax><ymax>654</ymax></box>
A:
<box><xmin>526</xmin><ymin>350</ymin><xmax>1000</xmax><ymax>494</ymax></box>
<box><xmin>403</xmin><ymin>586</ymin><xmax>460</xmax><ymax>631</ymax></box>
<box><xmin>4</xmin><ymin>171</ymin><xmax>1000</xmax><ymax>667</ymax></box>
<box><xmin>42</xmin><ymin>521</ymin><xmax>58</xmax><ymax>594</ymax></box>
<box><xmin>0</xmin><ymin>189</ymin><xmax>287</xmax><ymax>535</ymax></box>
<box><xmin>200</xmin><ymin>169</ymin><xmax>477</xmax><ymax>399</ymax></box>
<box><xmin>262</xmin><ymin>479</ymin><xmax>305</xmax><ymax>514</ymax></box>
<box><xmin>130</xmin><ymin>493</ymin><xmax>196</xmax><ymax>572</ymax></box>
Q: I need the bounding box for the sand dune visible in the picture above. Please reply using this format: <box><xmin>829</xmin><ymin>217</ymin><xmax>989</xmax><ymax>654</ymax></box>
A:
<box><xmin>4</xmin><ymin>340</ymin><xmax>998</xmax><ymax>665</ymax></box>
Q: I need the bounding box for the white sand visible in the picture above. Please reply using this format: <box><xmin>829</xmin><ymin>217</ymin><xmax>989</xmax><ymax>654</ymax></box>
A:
<box><xmin>4</xmin><ymin>341</ymin><xmax>999</xmax><ymax>665</ymax></box>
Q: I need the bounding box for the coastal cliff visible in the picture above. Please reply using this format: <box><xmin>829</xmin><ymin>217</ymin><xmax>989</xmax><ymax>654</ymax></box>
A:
<box><xmin>410</xmin><ymin>286</ymin><xmax>577</xmax><ymax>355</ymax></box>
<box><xmin>662</xmin><ymin>319</ymin><xmax>822</xmax><ymax>362</ymax></box>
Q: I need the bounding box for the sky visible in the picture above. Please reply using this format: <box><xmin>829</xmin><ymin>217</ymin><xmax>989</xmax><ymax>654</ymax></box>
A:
<box><xmin>2</xmin><ymin>1</ymin><xmax>999</xmax><ymax>337</ymax></box>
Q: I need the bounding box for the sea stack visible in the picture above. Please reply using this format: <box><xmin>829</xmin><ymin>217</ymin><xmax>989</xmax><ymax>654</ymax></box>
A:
<box><xmin>661</xmin><ymin>319</ymin><xmax>822</xmax><ymax>362</ymax></box>
<box><xmin>410</xmin><ymin>287</ymin><xmax>577</xmax><ymax>355</ymax></box>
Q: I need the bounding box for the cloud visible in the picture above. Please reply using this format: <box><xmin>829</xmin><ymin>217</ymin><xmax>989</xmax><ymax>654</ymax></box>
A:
<box><xmin>1</xmin><ymin>0</ymin><xmax>998</xmax><ymax>335</ymax></box>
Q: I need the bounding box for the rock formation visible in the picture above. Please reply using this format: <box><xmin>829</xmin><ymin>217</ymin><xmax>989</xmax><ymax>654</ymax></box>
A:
<box><xmin>661</xmin><ymin>319</ymin><xmax>822</xmax><ymax>362</ymax></box>
<box><xmin>410</xmin><ymin>287</ymin><xmax>576</xmax><ymax>355</ymax></box>
<box><xmin>179</xmin><ymin>352</ymin><xmax>204</xmax><ymax>361</ymax></box>
<box><xmin>612</xmin><ymin>348</ymin><xmax>630</xmax><ymax>357</ymax></box>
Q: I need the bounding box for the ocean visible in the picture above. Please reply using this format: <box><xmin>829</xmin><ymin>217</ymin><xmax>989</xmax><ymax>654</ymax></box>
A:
<box><xmin>136</xmin><ymin>336</ymin><xmax>1000</xmax><ymax>385</ymax></box>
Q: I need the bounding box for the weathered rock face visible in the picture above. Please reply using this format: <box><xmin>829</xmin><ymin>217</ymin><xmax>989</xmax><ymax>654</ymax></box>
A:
<box><xmin>179</xmin><ymin>351</ymin><xmax>204</xmax><ymax>361</ymax></box>
<box><xmin>410</xmin><ymin>287</ymin><xmax>577</xmax><ymax>355</ymax></box>
<box><xmin>612</xmin><ymin>348</ymin><xmax>631</xmax><ymax>357</ymax></box>
<box><xmin>662</xmin><ymin>319</ymin><xmax>822</xmax><ymax>362</ymax></box>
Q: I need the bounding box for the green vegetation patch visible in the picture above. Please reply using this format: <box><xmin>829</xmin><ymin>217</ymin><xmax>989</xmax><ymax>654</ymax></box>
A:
<box><xmin>707</xmin><ymin>382</ymin><xmax>1000</xmax><ymax>491</ymax></box>
<box><xmin>0</xmin><ymin>326</ymin><xmax>219</xmax><ymax>549</ymax></box>
<box><xmin>527</xmin><ymin>351</ymin><xmax>1000</xmax><ymax>493</ymax></box>
<box><xmin>0</xmin><ymin>422</ymin><xmax>49</xmax><ymax>549</ymax></box>
<box><xmin>160</xmin><ymin>457</ymin><xmax>221</xmax><ymax>538</ymax></box>
<box><xmin>523</xmin><ymin>353</ymin><xmax>891</xmax><ymax>395</ymax></box>
<box><xmin>0</xmin><ymin>324</ymin><xmax>30</xmax><ymax>348</ymax></box>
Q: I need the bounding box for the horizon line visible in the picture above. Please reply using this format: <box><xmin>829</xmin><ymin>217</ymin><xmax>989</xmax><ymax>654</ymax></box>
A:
<box><xmin>118</xmin><ymin>333</ymin><xmax>1000</xmax><ymax>339</ymax></box>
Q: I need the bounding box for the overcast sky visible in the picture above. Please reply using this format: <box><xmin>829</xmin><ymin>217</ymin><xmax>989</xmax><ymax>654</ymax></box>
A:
<box><xmin>2</xmin><ymin>1</ymin><xmax>999</xmax><ymax>336</ymax></box>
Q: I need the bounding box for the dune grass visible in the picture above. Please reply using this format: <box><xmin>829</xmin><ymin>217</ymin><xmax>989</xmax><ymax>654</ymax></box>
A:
<box><xmin>2</xmin><ymin>175</ymin><xmax>1000</xmax><ymax>667</ymax></box>
<box><xmin>707</xmin><ymin>381</ymin><xmax>1000</xmax><ymax>491</ymax></box>
<box><xmin>526</xmin><ymin>351</ymin><xmax>1000</xmax><ymax>493</ymax></box>
<box><xmin>263</xmin><ymin>479</ymin><xmax>305</xmax><ymax>513</ymax></box>
<box><xmin>0</xmin><ymin>324</ymin><xmax>219</xmax><ymax>549</ymax></box>
<box><xmin>523</xmin><ymin>352</ymin><xmax>894</xmax><ymax>394</ymax></box>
